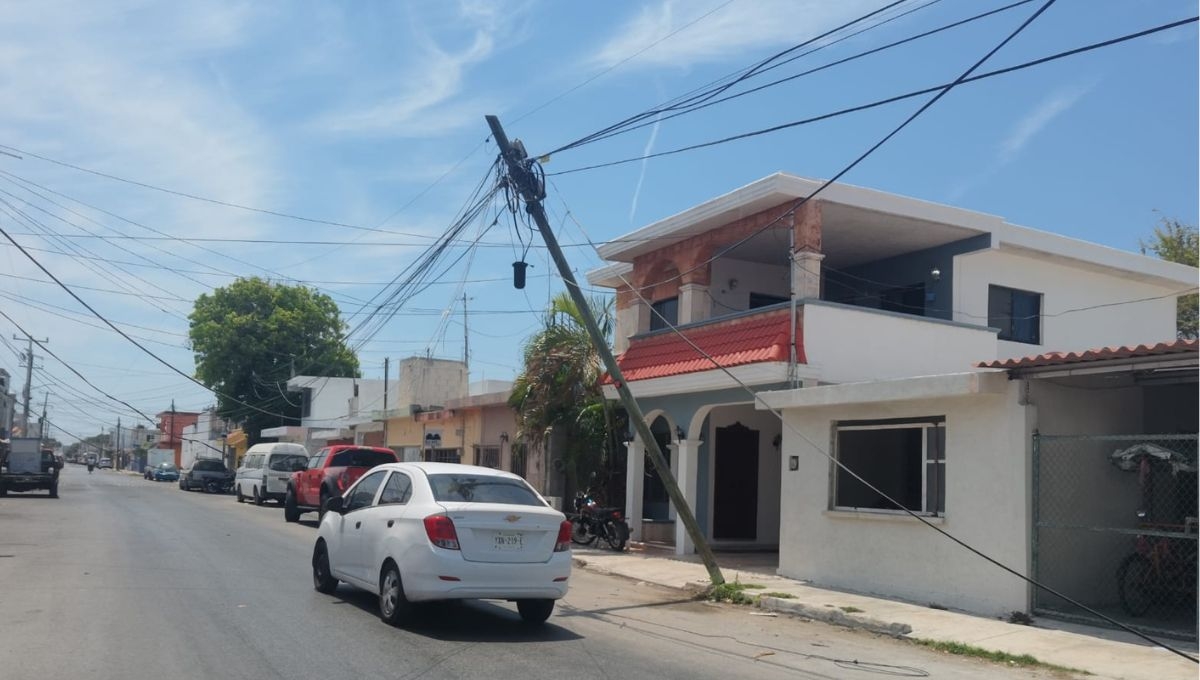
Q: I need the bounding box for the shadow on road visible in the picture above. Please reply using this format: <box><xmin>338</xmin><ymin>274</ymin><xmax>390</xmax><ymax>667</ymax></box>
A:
<box><xmin>330</xmin><ymin>587</ymin><xmax>583</xmax><ymax>643</ymax></box>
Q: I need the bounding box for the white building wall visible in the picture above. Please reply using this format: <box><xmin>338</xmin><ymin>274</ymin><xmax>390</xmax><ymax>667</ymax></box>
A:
<box><xmin>954</xmin><ymin>247</ymin><xmax>1180</xmax><ymax>358</ymax></box>
<box><xmin>709</xmin><ymin>258</ymin><xmax>790</xmax><ymax>313</ymax></box>
<box><xmin>396</xmin><ymin>357</ymin><xmax>467</xmax><ymax>412</ymax></box>
<box><xmin>802</xmin><ymin>301</ymin><xmax>998</xmax><ymax>384</ymax></box>
<box><xmin>777</xmin><ymin>381</ymin><xmax>1031</xmax><ymax>616</ymax></box>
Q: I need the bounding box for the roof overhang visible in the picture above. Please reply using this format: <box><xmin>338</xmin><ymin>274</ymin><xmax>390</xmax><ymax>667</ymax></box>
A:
<box><xmin>603</xmin><ymin>362</ymin><xmax>818</xmax><ymax>399</ymax></box>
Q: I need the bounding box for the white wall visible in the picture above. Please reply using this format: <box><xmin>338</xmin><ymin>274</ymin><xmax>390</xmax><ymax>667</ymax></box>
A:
<box><xmin>954</xmin><ymin>247</ymin><xmax>1180</xmax><ymax>357</ymax></box>
<box><xmin>802</xmin><ymin>301</ymin><xmax>998</xmax><ymax>384</ymax></box>
<box><xmin>777</xmin><ymin>382</ymin><xmax>1031</xmax><ymax>616</ymax></box>
<box><xmin>397</xmin><ymin>357</ymin><xmax>467</xmax><ymax>412</ymax></box>
<box><xmin>707</xmin><ymin>406</ymin><xmax>782</xmax><ymax>545</ymax></box>
<box><xmin>709</xmin><ymin>258</ymin><xmax>789</xmax><ymax>314</ymax></box>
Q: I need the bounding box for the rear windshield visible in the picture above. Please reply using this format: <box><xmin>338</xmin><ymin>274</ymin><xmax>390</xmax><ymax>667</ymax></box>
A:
<box><xmin>329</xmin><ymin>449</ymin><xmax>396</xmax><ymax>468</ymax></box>
<box><xmin>159</xmin><ymin>464</ymin><xmax>178</xmax><ymax>471</ymax></box>
<box><xmin>427</xmin><ymin>474</ymin><xmax>544</xmax><ymax>506</ymax></box>
<box><xmin>268</xmin><ymin>454</ymin><xmax>307</xmax><ymax>471</ymax></box>
<box><xmin>193</xmin><ymin>460</ymin><xmax>225</xmax><ymax>472</ymax></box>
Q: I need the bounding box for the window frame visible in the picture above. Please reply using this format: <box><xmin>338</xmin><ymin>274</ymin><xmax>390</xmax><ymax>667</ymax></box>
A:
<box><xmin>378</xmin><ymin>471</ymin><xmax>413</xmax><ymax>506</ymax></box>
<box><xmin>649</xmin><ymin>297</ymin><xmax>679</xmax><ymax>331</ymax></box>
<box><xmin>988</xmin><ymin>284</ymin><xmax>1042</xmax><ymax>345</ymax></box>
<box><xmin>345</xmin><ymin>470</ymin><xmax>387</xmax><ymax>513</ymax></box>
<box><xmin>831</xmin><ymin>417</ymin><xmax>946</xmax><ymax>517</ymax></box>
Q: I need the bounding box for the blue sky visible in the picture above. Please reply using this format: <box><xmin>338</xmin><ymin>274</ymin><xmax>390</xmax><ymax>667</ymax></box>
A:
<box><xmin>0</xmin><ymin>0</ymin><xmax>1195</xmax><ymax>442</ymax></box>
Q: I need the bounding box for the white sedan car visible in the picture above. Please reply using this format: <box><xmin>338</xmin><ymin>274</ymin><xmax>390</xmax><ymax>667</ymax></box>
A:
<box><xmin>312</xmin><ymin>462</ymin><xmax>572</xmax><ymax>625</ymax></box>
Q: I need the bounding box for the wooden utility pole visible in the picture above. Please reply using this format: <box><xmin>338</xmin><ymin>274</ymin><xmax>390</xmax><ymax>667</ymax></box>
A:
<box><xmin>485</xmin><ymin>115</ymin><xmax>725</xmax><ymax>586</ymax></box>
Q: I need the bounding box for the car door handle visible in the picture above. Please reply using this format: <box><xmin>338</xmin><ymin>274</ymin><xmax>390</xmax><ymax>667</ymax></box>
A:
<box><xmin>355</xmin><ymin>521</ymin><xmax>362</xmax><ymax>529</ymax></box>
<box><xmin>387</xmin><ymin>520</ymin><xmax>394</xmax><ymax>528</ymax></box>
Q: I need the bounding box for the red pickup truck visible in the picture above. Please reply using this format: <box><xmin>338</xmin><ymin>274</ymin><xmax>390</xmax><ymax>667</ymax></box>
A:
<box><xmin>284</xmin><ymin>445</ymin><xmax>397</xmax><ymax>523</ymax></box>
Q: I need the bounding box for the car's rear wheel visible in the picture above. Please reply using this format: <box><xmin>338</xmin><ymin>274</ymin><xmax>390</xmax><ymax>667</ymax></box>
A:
<box><xmin>284</xmin><ymin>488</ymin><xmax>300</xmax><ymax>523</ymax></box>
<box><xmin>253</xmin><ymin>486</ymin><xmax>263</xmax><ymax>506</ymax></box>
<box><xmin>318</xmin><ymin>489</ymin><xmax>330</xmax><ymax>521</ymax></box>
<box><xmin>379</xmin><ymin>562</ymin><xmax>412</xmax><ymax>626</ymax></box>
<box><xmin>516</xmin><ymin>599</ymin><xmax>554</xmax><ymax>625</ymax></box>
<box><xmin>312</xmin><ymin>542</ymin><xmax>338</xmax><ymax>594</ymax></box>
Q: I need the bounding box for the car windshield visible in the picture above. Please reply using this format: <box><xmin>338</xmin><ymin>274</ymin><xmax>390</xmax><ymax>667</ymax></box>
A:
<box><xmin>159</xmin><ymin>464</ymin><xmax>177</xmax><ymax>471</ymax></box>
<box><xmin>328</xmin><ymin>449</ymin><xmax>395</xmax><ymax>468</ymax></box>
<box><xmin>427</xmin><ymin>474</ymin><xmax>544</xmax><ymax>506</ymax></box>
<box><xmin>193</xmin><ymin>460</ymin><xmax>224</xmax><ymax>471</ymax></box>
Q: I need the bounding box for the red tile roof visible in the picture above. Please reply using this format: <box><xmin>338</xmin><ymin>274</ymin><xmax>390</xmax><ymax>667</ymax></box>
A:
<box><xmin>609</xmin><ymin>308</ymin><xmax>804</xmax><ymax>382</ymax></box>
<box><xmin>977</xmin><ymin>339</ymin><xmax>1198</xmax><ymax>370</ymax></box>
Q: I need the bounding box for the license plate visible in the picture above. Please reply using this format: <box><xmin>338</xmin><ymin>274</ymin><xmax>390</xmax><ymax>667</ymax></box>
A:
<box><xmin>494</xmin><ymin>533</ymin><xmax>523</xmax><ymax>550</ymax></box>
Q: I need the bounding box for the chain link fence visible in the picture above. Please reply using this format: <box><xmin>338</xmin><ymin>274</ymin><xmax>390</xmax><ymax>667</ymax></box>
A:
<box><xmin>1033</xmin><ymin>433</ymin><xmax>1198</xmax><ymax>639</ymax></box>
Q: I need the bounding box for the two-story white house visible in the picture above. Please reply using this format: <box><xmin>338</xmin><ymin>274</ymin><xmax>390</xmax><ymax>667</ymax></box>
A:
<box><xmin>587</xmin><ymin>173</ymin><xmax>1196</xmax><ymax>622</ymax></box>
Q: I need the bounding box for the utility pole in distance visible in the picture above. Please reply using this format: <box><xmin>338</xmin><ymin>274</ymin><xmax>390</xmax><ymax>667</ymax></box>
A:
<box><xmin>13</xmin><ymin>334</ymin><xmax>47</xmax><ymax>436</ymax></box>
<box><xmin>485</xmin><ymin>115</ymin><xmax>725</xmax><ymax>586</ymax></box>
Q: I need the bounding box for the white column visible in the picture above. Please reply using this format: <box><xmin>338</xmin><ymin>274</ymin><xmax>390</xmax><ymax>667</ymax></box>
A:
<box><xmin>678</xmin><ymin>283</ymin><xmax>710</xmax><ymax>325</ymax></box>
<box><xmin>792</xmin><ymin>251</ymin><xmax>825</xmax><ymax>300</ymax></box>
<box><xmin>673</xmin><ymin>438</ymin><xmax>701</xmax><ymax>555</ymax></box>
<box><xmin>624</xmin><ymin>438</ymin><xmax>645</xmax><ymax>542</ymax></box>
<box><xmin>667</xmin><ymin>442</ymin><xmax>679</xmax><ymax>521</ymax></box>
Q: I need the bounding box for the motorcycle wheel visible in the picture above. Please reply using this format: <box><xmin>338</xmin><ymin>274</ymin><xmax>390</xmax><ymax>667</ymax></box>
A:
<box><xmin>604</xmin><ymin>520</ymin><xmax>628</xmax><ymax>552</ymax></box>
<box><xmin>1117</xmin><ymin>553</ymin><xmax>1156</xmax><ymax>617</ymax></box>
<box><xmin>571</xmin><ymin>520</ymin><xmax>597</xmax><ymax>546</ymax></box>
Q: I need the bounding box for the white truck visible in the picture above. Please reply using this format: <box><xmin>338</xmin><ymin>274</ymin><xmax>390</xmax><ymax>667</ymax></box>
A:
<box><xmin>0</xmin><ymin>437</ymin><xmax>61</xmax><ymax>497</ymax></box>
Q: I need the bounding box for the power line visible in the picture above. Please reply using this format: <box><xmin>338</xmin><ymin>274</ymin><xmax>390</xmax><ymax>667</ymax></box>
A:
<box><xmin>549</xmin><ymin>15</ymin><xmax>1199</xmax><ymax>176</ymax></box>
<box><xmin>554</xmin><ymin>0</ymin><xmax>1033</xmax><ymax>152</ymax></box>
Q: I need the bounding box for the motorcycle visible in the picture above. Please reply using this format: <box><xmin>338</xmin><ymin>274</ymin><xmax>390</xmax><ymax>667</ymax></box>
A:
<box><xmin>569</xmin><ymin>492</ymin><xmax>629</xmax><ymax>551</ymax></box>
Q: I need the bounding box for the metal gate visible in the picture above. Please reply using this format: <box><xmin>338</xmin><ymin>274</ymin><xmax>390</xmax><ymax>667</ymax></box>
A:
<box><xmin>1033</xmin><ymin>433</ymin><xmax>1198</xmax><ymax>639</ymax></box>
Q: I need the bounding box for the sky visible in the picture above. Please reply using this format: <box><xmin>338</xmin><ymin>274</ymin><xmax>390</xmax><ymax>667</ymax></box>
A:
<box><xmin>0</xmin><ymin>0</ymin><xmax>1196</xmax><ymax>444</ymax></box>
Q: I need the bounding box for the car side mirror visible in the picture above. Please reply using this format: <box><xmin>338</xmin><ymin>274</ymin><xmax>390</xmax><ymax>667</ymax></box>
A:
<box><xmin>324</xmin><ymin>495</ymin><xmax>345</xmax><ymax>514</ymax></box>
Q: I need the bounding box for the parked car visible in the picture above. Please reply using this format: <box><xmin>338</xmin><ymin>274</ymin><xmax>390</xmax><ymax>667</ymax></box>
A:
<box><xmin>150</xmin><ymin>463</ymin><xmax>179</xmax><ymax>482</ymax></box>
<box><xmin>312</xmin><ymin>462</ymin><xmax>572</xmax><ymax>626</ymax></box>
<box><xmin>180</xmin><ymin>458</ymin><xmax>233</xmax><ymax>491</ymax></box>
<box><xmin>285</xmin><ymin>445</ymin><xmax>397</xmax><ymax>522</ymax></box>
<box><xmin>235</xmin><ymin>442</ymin><xmax>309</xmax><ymax>506</ymax></box>
<box><xmin>97</xmin><ymin>457</ymin><xmax>113</xmax><ymax>469</ymax></box>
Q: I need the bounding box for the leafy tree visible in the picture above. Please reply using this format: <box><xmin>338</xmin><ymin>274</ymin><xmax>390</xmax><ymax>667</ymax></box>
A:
<box><xmin>188</xmin><ymin>277</ymin><xmax>358</xmax><ymax>444</ymax></box>
<box><xmin>509</xmin><ymin>292</ymin><xmax>624</xmax><ymax>503</ymax></box>
<box><xmin>1141</xmin><ymin>217</ymin><xmax>1198</xmax><ymax>339</ymax></box>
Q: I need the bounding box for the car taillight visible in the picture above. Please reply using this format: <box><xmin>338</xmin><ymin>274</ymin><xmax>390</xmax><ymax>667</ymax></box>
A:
<box><xmin>424</xmin><ymin>515</ymin><xmax>460</xmax><ymax>550</ymax></box>
<box><xmin>554</xmin><ymin>520</ymin><xmax>572</xmax><ymax>552</ymax></box>
<box><xmin>611</xmin><ymin>510</ymin><xmax>622</xmax><ymax>520</ymax></box>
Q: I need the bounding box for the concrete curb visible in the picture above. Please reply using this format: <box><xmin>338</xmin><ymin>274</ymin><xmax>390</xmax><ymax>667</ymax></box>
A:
<box><xmin>758</xmin><ymin>596</ymin><xmax>912</xmax><ymax>638</ymax></box>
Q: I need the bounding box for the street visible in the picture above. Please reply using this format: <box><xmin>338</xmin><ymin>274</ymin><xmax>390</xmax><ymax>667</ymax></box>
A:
<box><xmin>0</xmin><ymin>466</ymin><xmax>1068</xmax><ymax>680</ymax></box>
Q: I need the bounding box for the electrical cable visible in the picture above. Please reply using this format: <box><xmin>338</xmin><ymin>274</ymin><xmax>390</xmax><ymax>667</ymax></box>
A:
<box><xmin>548</xmin><ymin>16</ymin><xmax>1199</xmax><ymax>176</ymax></box>
<box><xmin>558</xmin><ymin>0</ymin><xmax>1034</xmax><ymax>151</ymax></box>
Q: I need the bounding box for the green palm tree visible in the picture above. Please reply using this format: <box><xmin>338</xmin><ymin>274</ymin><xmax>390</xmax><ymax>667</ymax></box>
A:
<box><xmin>509</xmin><ymin>291</ymin><xmax>620</xmax><ymax>500</ymax></box>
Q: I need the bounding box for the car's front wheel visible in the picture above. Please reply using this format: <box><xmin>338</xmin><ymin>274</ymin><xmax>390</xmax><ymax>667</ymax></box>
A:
<box><xmin>379</xmin><ymin>561</ymin><xmax>412</xmax><ymax>626</ymax></box>
<box><xmin>312</xmin><ymin>541</ymin><xmax>338</xmax><ymax>594</ymax></box>
<box><xmin>516</xmin><ymin>599</ymin><xmax>554</xmax><ymax>625</ymax></box>
<box><xmin>253</xmin><ymin>486</ymin><xmax>263</xmax><ymax>506</ymax></box>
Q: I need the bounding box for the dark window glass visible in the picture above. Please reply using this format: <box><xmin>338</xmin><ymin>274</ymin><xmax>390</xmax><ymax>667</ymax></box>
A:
<box><xmin>988</xmin><ymin>285</ymin><xmax>1041</xmax><ymax>344</ymax></box>
<box><xmin>379</xmin><ymin>473</ymin><xmax>412</xmax><ymax>505</ymax></box>
<box><xmin>329</xmin><ymin>448</ymin><xmax>396</xmax><ymax>468</ymax></box>
<box><xmin>346</xmin><ymin>471</ymin><xmax>386</xmax><ymax>512</ymax></box>
<box><xmin>427</xmin><ymin>474</ymin><xmax>543</xmax><ymax>506</ymax></box>
<box><xmin>650</xmin><ymin>297</ymin><xmax>678</xmax><ymax>331</ymax></box>
<box><xmin>880</xmin><ymin>284</ymin><xmax>925</xmax><ymax>316</ymax></box>
<box><xmin>269</xmin><ymin>454</ymin><xmax>308</xmax><ymax>471</ymax></box>
<box><xmin>834</xmin><ymin>419</ymin><xmax>946</xmax><ymax>515</ymax></box>
<box><xmin>193</xmin><ymin>460</ymin><xmax>226</xmax><ymax>472</ymax></box>
<box><xmin>749</xmin><ymin>293</ymin><xmax>788</xmax><ymax>309</ymax></box>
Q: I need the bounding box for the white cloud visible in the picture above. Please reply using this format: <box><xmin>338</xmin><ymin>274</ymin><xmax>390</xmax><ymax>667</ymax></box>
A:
<box><xmin>590</xmin><ymin>0</ymin><xmax>880</xmax><ymax>70</ymax></box>
<box><xmin>999</xmin><ymin>82</ymin><xmax>1096</xmax><ymax>163</ymax></box>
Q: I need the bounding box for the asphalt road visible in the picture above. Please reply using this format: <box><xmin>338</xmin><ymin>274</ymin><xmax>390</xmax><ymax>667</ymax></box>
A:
<box><xmin>0</xmin><ymin>466</ymin><xmax>1064</xmax><ymax>680</ymax></box>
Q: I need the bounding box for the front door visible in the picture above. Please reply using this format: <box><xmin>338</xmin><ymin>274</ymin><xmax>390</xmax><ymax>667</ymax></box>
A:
<box><xmin>713</xmin><ymin>422</ymin><xmax>759</xmax><ymax>540</ymax></box>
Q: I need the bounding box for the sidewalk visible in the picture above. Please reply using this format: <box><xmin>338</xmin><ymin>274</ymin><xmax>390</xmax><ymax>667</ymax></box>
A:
<box><xmin>572</xmin><ymin>547</ymin><xmax>1198</xmax><ymax>680</ymax></box>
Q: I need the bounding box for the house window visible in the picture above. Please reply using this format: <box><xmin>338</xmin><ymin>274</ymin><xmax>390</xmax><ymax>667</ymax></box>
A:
<box><xmin>988</xmin><ymin>285</ymin><xmax>1041</xmax><ymax>344</ymax></box>
<box><xmin>749</xmin><ymin>292</ymin><xmax>788</xmax><ymax>309</ymax></box>
<box><xmin>833</xmin><ymin>418</ymin><xmax>945</xmax><ymax>516</ymax></box>
<box><xmin>426</xmin><ymin>448</ymin><xmax>461</xmax><ymax>464</ymax></box>
<box><xmin>477</xmin><ymin>446</ymin><xmax>501</xmax><ymax>469</ymax></box>
<box><xmin>650</xmin><ymin>297</ymin><xmax>678</xmax><ymax>331</ymax></box>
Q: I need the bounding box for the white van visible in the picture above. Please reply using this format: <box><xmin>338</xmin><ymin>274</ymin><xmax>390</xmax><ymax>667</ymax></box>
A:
<box><xmin>235</xmin><ymin>442</ymin><xmax>309</xmax><ymax>506</ymax></box>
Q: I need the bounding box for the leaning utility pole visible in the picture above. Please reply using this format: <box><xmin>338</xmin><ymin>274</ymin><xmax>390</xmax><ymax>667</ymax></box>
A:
<box><xmin>13</xmin><ymin>334</ymin><xmax>47</xmax><ymax>436</ymax></box>
<box><xmin>486</xmin><ymin>115</ymin><xmax>725</xmax><ymax>586</ymax></box>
